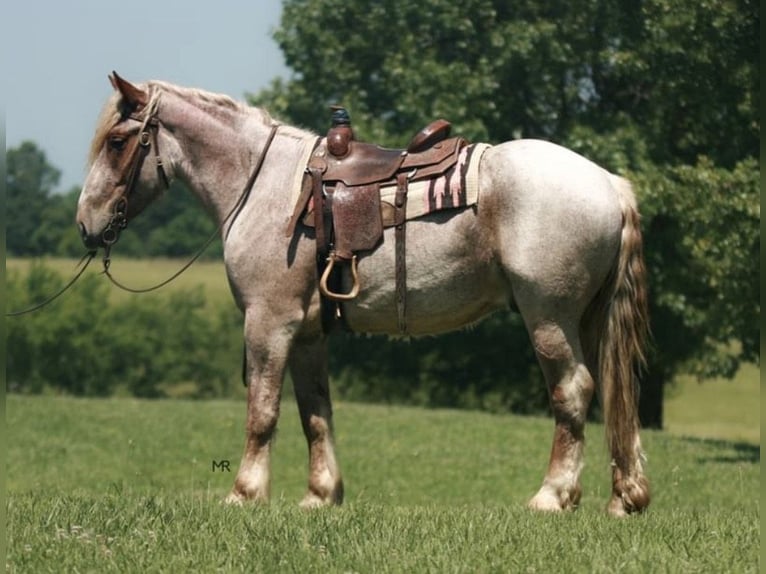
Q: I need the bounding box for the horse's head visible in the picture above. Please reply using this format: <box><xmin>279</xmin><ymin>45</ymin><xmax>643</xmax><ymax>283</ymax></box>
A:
<box><xmin>77</xmin><ymin>72</ymin><xmax>174</xmax><ymax>249</ymax></box>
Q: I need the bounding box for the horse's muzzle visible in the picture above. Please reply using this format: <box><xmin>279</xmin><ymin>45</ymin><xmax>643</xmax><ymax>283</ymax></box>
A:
<box><xmin>78</xmin><ymin>221</ymin><xmax>105</xmax><ymax>250</ymax></box>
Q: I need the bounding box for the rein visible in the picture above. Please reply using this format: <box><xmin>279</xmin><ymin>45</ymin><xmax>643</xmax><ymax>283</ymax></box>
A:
<box><xmin>5</xmin><ymin>252</ymin><xmax>97</xmax><ymax>317</ymax></box>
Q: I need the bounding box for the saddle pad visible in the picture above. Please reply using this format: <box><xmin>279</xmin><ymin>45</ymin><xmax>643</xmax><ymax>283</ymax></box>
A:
<box><xmin>381</xmin><ymin>142</ymin><xmax>490</xmax><ymax>220</ymax></box>
<box><xmin>290</xmin><ymin>142</ymin><xmax>490</xmax><ymax>225</ymax></box>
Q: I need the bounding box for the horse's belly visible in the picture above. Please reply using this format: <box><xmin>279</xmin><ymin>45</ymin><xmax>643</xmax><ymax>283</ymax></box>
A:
<box><xmin>341</xmin><ymin>211</ymin><xmax>511</xmax><ymax>336</ymax></box>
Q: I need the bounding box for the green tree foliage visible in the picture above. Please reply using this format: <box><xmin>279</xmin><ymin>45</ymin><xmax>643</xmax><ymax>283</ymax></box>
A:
<box><xmin>331</xmin><ymin>314</ymin><xmax>547</xmax><ymax>414</ymax></box>
<box><xmin>6</xmin><ymin>265</ymin><xmax>242</xmax><ymax>398</ymax></box>
<box><xmin>6</xmin><ymin>141</ymin><xmax>63</xmax><ymax>255</ymax></box>
<box><xmin>610</xmin><ymin>0</ymin><xmax>758</xmax><ymax>167</ymax></box>
<box><xmin>637</xmin><ymin>158</ymin><xmax>760</xmax><ymax>378</ymax></box>
<box><xmin>114</xmin><ymin>182</ymin><xmax>222</xmax><ymax>259</ymax></box>
<box><xmin>255</xmin><ymin>0</ymin><xmax>758</xmax><ymax>166</ymax></box>
<box><xmin>253</xmin><ymin>0</ymin><xmax>759</xmax><ymax>425</ymax></box>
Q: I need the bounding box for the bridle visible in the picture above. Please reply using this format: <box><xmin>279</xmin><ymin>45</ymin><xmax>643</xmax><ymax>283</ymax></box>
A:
<box><xmin>101</xmin><ymin>94</ymin><xmax>170</xmax><ymax>250</ymax></box>
<box><xmin>99</xmin><ymin>93</ymin><xmax>280</xmax><ymax>292</ymax></box>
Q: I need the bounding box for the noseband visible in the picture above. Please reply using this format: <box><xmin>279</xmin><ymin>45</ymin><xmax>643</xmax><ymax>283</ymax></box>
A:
<box><xmin>102</xmin><ymin>95</ymin><xmax>170</xmax><ymax>248</ymax></box>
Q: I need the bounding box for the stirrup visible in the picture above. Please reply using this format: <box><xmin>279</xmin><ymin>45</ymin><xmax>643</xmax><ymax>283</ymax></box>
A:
<box><xmin>319</xmin><ymin>254</ymin><xmax>360</xmax><ymax>301</ymax></box>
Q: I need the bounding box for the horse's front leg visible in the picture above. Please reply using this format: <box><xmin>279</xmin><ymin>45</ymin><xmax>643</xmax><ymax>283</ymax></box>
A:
<box><xmin>289</xmin><ymin>335</ymin><xmax>344</xmax><ymax>507</ymax></box>
<box><xmin>225</xmin><ymin>311</ymin><xmax>293</xmax><ymax>504</ymax></box>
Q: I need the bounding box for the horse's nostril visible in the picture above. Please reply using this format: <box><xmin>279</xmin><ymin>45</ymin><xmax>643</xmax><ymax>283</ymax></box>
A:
<box><xmin>78</xmin><ymin>222</ymin><xmax>102</xmax><ymax>249</ymax></box>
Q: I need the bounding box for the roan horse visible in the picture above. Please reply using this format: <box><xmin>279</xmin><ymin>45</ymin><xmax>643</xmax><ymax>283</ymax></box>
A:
<box><xmin>77</xmin><ymin>73</ymin><xmax>650</xmax><ymax>516</ymax></box>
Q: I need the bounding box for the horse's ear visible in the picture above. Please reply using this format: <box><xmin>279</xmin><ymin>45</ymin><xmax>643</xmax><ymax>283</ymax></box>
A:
<box><xmin>109</xmin><ymin>71</ymin><xmax>149</xmax><ymax>108</ymax></box>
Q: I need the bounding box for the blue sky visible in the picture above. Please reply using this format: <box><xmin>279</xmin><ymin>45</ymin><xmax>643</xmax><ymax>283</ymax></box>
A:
<box><xmin>4</xmin><ymin>1</ymin><xmax>289</xmax><ymax>191</ymax></box>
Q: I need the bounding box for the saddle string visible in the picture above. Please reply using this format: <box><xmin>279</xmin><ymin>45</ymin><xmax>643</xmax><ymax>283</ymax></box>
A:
<box><xmin>5</xmin><ymin>251</ymin><xmax>97</xmax><ymax>317</ymax></box>
<box><xmin>103</xmin><ymin>123</ymin><xmax>280</xmax><ymax>294</ymax></box>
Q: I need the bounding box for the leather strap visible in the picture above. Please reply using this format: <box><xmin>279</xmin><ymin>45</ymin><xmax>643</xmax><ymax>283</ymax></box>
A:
<box><xmin>120</xmin><ymin>128</ymin><xmax>154</xmax><ymax>202</ymax></box>
<box><xmin>308</xmin><ymin>166</ymin><xmax>340</xmax><ymax>332</ymax></box>
<box><xmin>394</xmin><ymin>172</ymin><xmax>409</xmax><ymax>334</ymax></box>
<box><xmin>309</xmin><ymin>167</ymin><xmax>327</xmax><ymax>257</ymax></box>
<box><xmin>223</xmin><ymin>124</ymin><xmax>279</xmax><ymax>242</ymax></box>
<box><xmin>121</xmin><ymin>114</ymin><xmax>170</xmax><ymax>201</ymax></box>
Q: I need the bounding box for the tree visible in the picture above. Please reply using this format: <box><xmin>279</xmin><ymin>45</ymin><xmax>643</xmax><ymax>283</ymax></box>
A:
<box><xmin>633</xmin><ymin>158</ymin><xmax>759</xmax><ymax>426</ymax></box>
<box><xmin>252</xmin><ymin>0</ymin><xmax>759</xmax><ymax>426</ymax></box>
<box><xmin>6</xmin><ymin>141</ymin><xmax>62</xmax><ymax>255</ymax></box>
<box><xmin>6</xmin><ymin>265</ymin><xmax>243</xmax><ymax>398</ymax></box>
<box><xmin>257</xmin><ymin>0</ymin><xmax>758</xmax><ymax>166</ymax></box>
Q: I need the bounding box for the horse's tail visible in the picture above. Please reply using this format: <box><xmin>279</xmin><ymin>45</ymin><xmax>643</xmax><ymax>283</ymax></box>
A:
<box><xmin>590</xmin><ymin>174</ymin><xmax>651</xmax><ymax>515</ymax></box>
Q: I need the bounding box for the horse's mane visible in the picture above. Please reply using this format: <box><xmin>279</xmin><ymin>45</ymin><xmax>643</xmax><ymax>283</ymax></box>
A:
<box><xmin>88</xmin><ymin>80</ymin><xmax>275</xmax><ymax>166</ymax></box>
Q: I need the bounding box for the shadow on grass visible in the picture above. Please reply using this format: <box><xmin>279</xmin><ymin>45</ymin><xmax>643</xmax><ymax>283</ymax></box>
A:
<box><xmin>681</xmin><ymin>436</ymin><xmax>761</xmax><ymax>464</ymax></box>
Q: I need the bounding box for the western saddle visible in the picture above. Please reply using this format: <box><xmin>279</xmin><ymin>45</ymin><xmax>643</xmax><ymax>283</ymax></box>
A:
<box><xmin>286</xmin><ymin>106</ymin><xmax>468</xmax><ymax>333</ymax></box>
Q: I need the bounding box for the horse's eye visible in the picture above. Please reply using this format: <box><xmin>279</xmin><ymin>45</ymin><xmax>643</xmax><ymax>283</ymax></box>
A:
<box><xmin>108</xmin><ymin>137</ymin><xmax>126</xmax><ymax>152</ymax></box>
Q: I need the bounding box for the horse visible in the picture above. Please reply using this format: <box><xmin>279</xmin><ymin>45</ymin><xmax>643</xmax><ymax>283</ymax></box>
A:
<box><xmin>77</xmin><ymin>72</ymin><xmax>650</xmax><ymax>516</ymax></box>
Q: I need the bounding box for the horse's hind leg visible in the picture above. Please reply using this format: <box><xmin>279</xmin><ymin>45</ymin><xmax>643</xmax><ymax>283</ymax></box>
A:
<box><xmin>289</xmin><ymin>336</ymin><xmax>344</xmax><ymax>507</ymax></box>
<box><xmin>526</xmin><ymin>317</ymin><xmax>595</xmax><ymax>512</ymax></box>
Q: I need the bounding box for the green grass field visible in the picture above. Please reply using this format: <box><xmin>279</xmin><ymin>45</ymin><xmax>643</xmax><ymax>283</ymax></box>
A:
<box><xmin>664</xmin><ymin>363</ymin><xmax>760</xmax><ymax>445</ymax></box>
<box><xmin>6</xmin><ymin>392</ymin><xmax>760</xmax><ymax>573</ymax></box>
<box><xmin>6</xmin><ymin>258</ymin><xmax>761</xmax><ymax>571</ymax></box>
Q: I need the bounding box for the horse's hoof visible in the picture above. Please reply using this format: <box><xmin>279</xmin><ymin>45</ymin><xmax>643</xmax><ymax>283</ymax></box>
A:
<box><xmin>299</xmin><ymin>493</ymin><xmax>330</xmax><ymax>509</ymax></box>
<box><xmin>606</xmin><ymin>496</ymin><xmax>629</xmax><ymax>517</ymax></box>
<box><xmin>528</xmin><ymin>491</ymin><xmax>565</xmax><ymax>512</ymax></box>
<box><xmin>528</xmin><ymin>483</ymin><xmax>580</xmax><ymax>512</ymax></box>
<box><xmin>223</xmin><ymin>492</ymin><xmax>245</xmax><ymax>506</ymax></box>
<box><xmin>223</xmin><ymin>486</ymin><xmax>269</xmax><ymax>506</ymax></box>
<box><xmin>607</xmin><ymin>475</ymin><xmax>650</xmax><ymax>517</ymax></box>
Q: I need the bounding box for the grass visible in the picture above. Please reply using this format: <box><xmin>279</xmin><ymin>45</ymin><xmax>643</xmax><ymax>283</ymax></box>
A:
<box><xmin>663</xmin><ymin>362</ymin><xmax>760</xmax><ymax>444</ymax></box>
<box><xmin>5</xmin><ymin>257</ymin><xmax>761</xmax><ymax>571</ymax></box>
<box><xmin>6</xmin><ymin>395</ymin><xmax>760</xmax><ymax>573</ymax></box>
<box><xmin>6</xmin><ymin>257</ymin><xmax>233</xmax><ymax>308</ymax></box>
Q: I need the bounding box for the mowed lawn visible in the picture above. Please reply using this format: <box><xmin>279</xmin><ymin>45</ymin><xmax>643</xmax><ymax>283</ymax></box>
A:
<box><xmin>663</xmin><ymin>362</ymin><xmax>760</xmax><ymax>445</ymax></box>
<box><xmin>6</xmin><ymin>390</ymin><xmax>760</xmax><ymax>573</ymax></box>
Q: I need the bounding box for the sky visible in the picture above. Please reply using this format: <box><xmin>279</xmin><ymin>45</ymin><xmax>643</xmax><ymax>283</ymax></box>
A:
<box><xmin>4</xmin><ymin>1</ymin><xmax>289</xmax><ymax>192</ymax></box>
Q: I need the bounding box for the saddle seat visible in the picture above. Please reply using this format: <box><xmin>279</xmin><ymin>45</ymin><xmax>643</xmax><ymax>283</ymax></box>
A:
<box><xmin>318</xmin><ymin>119</ymin><xmax>458</xmax><ymax>187</ymax></box>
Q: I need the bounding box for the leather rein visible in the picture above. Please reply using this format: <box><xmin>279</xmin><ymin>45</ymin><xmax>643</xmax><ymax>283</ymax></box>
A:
<box><xmin>101</xmin><ymin>95</ymin><xmax>279</xmax><ymax>293</ymax></box>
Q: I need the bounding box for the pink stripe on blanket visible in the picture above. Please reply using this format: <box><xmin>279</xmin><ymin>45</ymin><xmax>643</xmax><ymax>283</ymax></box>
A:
<box><xmin>425</xmin><ymin>144</ymin><xmax>472</xmax><ymax>213</ymax></box>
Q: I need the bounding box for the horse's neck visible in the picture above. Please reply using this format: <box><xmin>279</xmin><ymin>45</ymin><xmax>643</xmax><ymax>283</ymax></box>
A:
<box><xmin>161</xmin><ymin>93</ymin><xmax>278</xmax><ymax>225</ymax></box>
